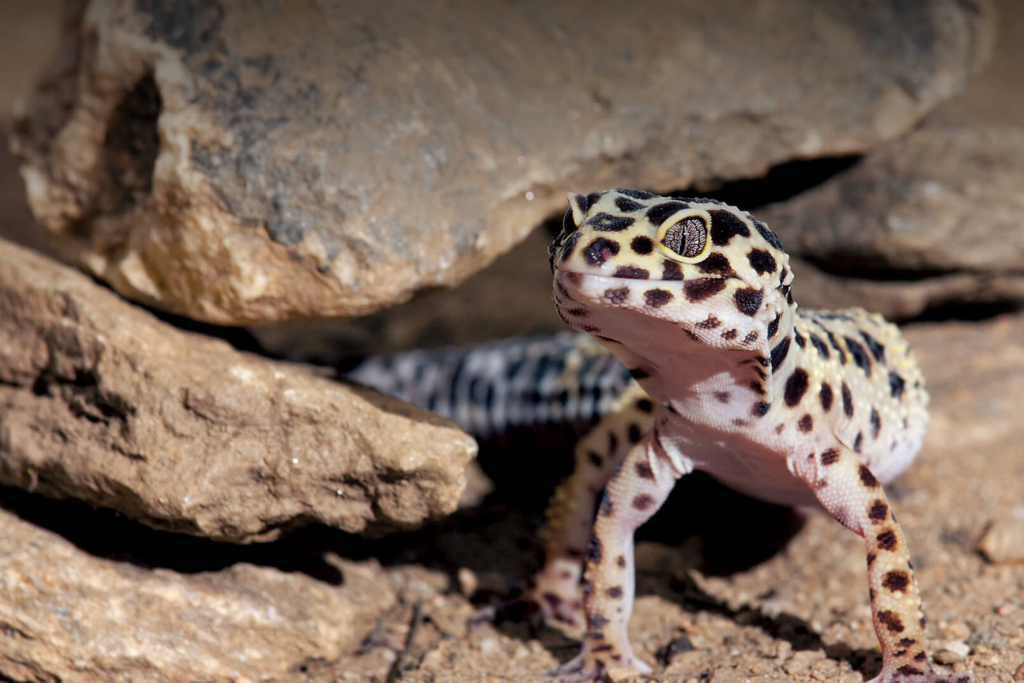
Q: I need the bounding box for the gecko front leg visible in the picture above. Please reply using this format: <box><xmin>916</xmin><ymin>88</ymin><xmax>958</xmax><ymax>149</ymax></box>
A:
<box><xmin>551</xmin><ymin>431</ymin><xmax>683</xmax><ymax>682</ymax></box>
<box><xmin>792</xmin><ymin>444</ymin><xmax>973</xmax><ymax>683</ymax></box>
<box><xmin>532</xmin><ymin>383</ymin><xmax>656</xmax><ymax>630</ymax></box>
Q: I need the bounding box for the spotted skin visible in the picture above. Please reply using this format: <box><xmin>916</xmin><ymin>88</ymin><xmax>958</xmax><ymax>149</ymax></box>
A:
<box><xmin>542</xmin><ymin>190</ymin><xmax>966</xmax><ymax>683</ymax></box>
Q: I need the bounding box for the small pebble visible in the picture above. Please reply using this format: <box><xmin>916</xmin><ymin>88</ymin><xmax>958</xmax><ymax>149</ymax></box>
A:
<box><xmin>997</xmin><ymin>602</ymin><xmax>1017</xmax><ymax>616</ymax></box>
<box><xmin>942</xmin><ymin>620</ymin><xmax>972</xmax><ymax>640</ymax></box>
<box><xmin>977</xmin><ymin>517</ymin><xmax>1024</xmax><ymax>564</ymax></box>
<box><xmin>457</xmin><ymin>567</ymin><xmax>478</xmax><ymax>597</ymax></box>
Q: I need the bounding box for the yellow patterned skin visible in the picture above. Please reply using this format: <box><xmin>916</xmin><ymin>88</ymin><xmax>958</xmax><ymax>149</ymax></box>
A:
<box><xmin>536</xmin><ymin>189</ymin><xmax>968</xmax><ymax>683</ymax></box>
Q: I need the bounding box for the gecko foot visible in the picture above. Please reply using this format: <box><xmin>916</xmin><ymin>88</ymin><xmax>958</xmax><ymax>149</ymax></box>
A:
<box><xmin>548</xmin><ymin>651</ymin><xmax>652</xmax><ymax>683</ymax></box>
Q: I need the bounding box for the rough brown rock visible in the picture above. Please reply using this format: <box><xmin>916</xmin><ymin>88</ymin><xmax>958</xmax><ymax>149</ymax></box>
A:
<box><xmin>0</xmin><ymin>239</ymin><xmax>477</xmax><ymax>541</ymax></box>
<box><xmin>12</xmin><ymin>0</ymin><xmax>992</xmax><ymax>324</ymax></box>
<box><xmin>0</xmin><ymin>501</ymin><xmax>394</xmax><ymax>683</ymax></box>
<box><xmin>763</xmin><ymin>119</ymin><xmax>1024</xmax><ymax>317</ymax></box>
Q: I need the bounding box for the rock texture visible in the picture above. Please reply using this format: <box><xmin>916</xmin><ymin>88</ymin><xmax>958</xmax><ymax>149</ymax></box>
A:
<box><xmin>764</xmin><ymin>119</ymin><xmax>1024</xmax><ymax>318</ymax></box>
<box><xmin>12</xmin><ymin>0</ymin><xmax>992</xmax><ymax>324</ymax></box>
<box><xmin>0</xmin><ymin>501</ymin><xmax>394</xmax><ymax>683</ymax></box>
<box><xmin>0</xmin><ymin>239</ymin><xmax>477</xmax><ymax>541</ymax></box>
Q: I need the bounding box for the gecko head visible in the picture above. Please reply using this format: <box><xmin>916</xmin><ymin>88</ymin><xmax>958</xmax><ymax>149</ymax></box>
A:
<box><xmin>550</xmin><ymin>189</ymin><xmax>793</xmax><ymax>351</ymax></box>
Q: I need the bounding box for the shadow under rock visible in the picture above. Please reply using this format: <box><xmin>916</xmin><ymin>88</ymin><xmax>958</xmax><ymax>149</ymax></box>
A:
<box><xmin>0</xmin><ymin>485</ymin><xmax>348</xmax><ymax>584</ymax></box>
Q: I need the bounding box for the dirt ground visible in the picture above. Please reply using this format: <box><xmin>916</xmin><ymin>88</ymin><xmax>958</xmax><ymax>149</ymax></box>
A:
<box><xmin>1</xmin><ymin>2</ymin><xmax>1022</xmax><ymax>683</ymax></box>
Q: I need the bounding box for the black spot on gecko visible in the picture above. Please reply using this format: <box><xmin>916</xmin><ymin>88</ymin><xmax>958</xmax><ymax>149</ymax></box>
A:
<box><xmin>709</xmin><ymin>210</ymin><xmax>751</xmax><ymax>245</ymax></box>
<box><xmin>845</xmin><ymin>336</ymin><xmax>872</xmax><ymax>377</ymax></box>
<box><xmin>616</xmin><ymin>188</ymin><xmax>654</xmax><ymax>200</ymax></box>
<box><xmin>752</xmin><ymin>402</ymin><xmax>770</xmax><ymax>417</ymax></box>
<box><xmin>646</xmin><ymin>201</ymin><xmax>690</xmax><ymax>226</ymax></box>
<box><xmin>636</xmin><ymin>461</ymin><xmax>655</xmax><ymax>479</ymax></box>
<box><xmin>860</xmin><ymin>331</ymin><xmax>886</xmax><ymax>362</ymax></box>
<box><xmin>662</xmin><ymin>260</ymin><xmax>683</xmax><ymax>280</ymax></box>
<box><xmin>599</xmin><ymin>495</ymin><xmax>612</xmax><ymax>516</ymax></box>
<box><xmin>697</xmin><ymin>252</ymin><xmax>736</xmax><ymax>276</ymax></box>
<box><xmin>616</xmin><ymin>555</ymin><xmax>626</xmax><ymax>568</ymax></box>
<box><xmin>821</xmin><ymin>448</ymin><xmax>840</xmax><ymax>465</ymax></box>
<box><xmin>636</xmin><ymin>398</ymin><xmax>654</xmax><ymax>413</ymax></box>
<box><xmin>628</xmin><ymin>367</ymin><xmax>650</xmax><ymax>380</ymax></box>
<box><xmin>878</xmin><ymin>610</ymin><xmax>904</xmax><ymax>632</ymax></box>
<box><xmin>644</xmin><ymin>288</ymin><xmax>673</xmax><ymax>308</ymax></box>
<box><xmin>714</xmin><ymin>391</ymin><xmax>731</xmax><ymax>404</ymax></box>
<box><xmin>747</xmin><ymin>248</ymin><xmax>777</xmax><ymax>274</ymax></box>
<box><xmin>743</xmin><ymin>330</ymin><xmax>758</xmax><ymax>344</ymax></box>
<box><xmin>632</xmin><ymin>494</ymin><xmax>655</xmax><ymax>511</ymax></box>
<box><xmin>606</xmin><ymin>586</ymin><xmax>623</xmax><ymax>599</ymax></box>
<box><xmin>826</xmin><ymin>330</ymin><xmax>846</xmax><ymax>363</ymax></box>
<box><xmin>589</xmin><ymin>213</ymin><xmax>634</xmax><ymax>232</ymax></box>
<box><xmin>820</xmin><ymin>382</ymin><xmax>834</xmax><ymax>412</ymax></box>
<box><xmin>696</xmin><ymin>315</ymin><xmax>721</xmax><ymax>329</ymax></box>
<box><xmin>770</xmin><ymin>335</ymin><xmax>791</xmax><ymax>370</ymax></box>
<box><xmin>842</xmin><ymin>382</ymin><xmax>854</xmax><ymax>417</ymax></box>
<box><xmin>753</xmin><ymin>219</ymin><xmax>783</xmax><ymax>250</ymax></box>
<box><xmin>684</xmin><ymin>278</ymin><xmax>727</xmax><ymax>302</ymax></box>
<box><xmin>868</xmin><ymin>500</ymin><xmax>889</xmax><ymax>521</ymax></box>
<box><xmin>883</xmin><ymin>570</ymin><xmax>910</xmax><ymax>592</ymax></box>
<box><xmin>870</xmin><ymin>408</ymin><xmax>881</xmax><ymax>438</ymax></box>
<box><xmin>615</xmin><ymin>197</ymin><xmax>644</xmax><ymax>212</ymax></box>
<box><xmin>860</xmin><ymin>465</ymin><xmax>880</xmax><ymax>488</ymax></box>
<box><xmin>587</xmin><ymin>536</ymin><xmax>603</xmax><ymax>563</ymax></box>
<box><xmin>794</xmin><ymin>330</ymin><xmax>805</xmax><ymax>348</ymax></box>
<box><xmin>734</xmin><ymin>288</ymin><xmax>763</xmax><ymax>316</ymax></box>
<box><xmin>889</xmin><ymin>372</ymin><xmax>906</xmax><ymax>400</ymax></box>
<box><xmin>608</xmin><ymin>432</ymin><xmax>618</xmax><ymax>455</ymax></box>
<box><xmin>604</xmin><ymin>286</ymin><xmax>630</xmax><ymax>304</ymax></box>
<box><xmin>798</xmin><ymin>414</ymin><xmax>813</xmax><ymax>432</ymax></box>
<box><xmin>613</xmin><ymin>266</ymin><xmax>649</xmax><ymax>279</ymax></box>
<box><xmin>722</xmin><ymin>329</ymin><xmax>738</xmax><ymax>340</ymax></box>
<box><xmin>809</xmin><ymin>333</ymin><xmax>830</xmax><ymax>360</ymax></box>
<box><xmin>583</xmin><ymin>237</ymin><xmax>620</xmax><ymax>265</ymax></box>
<box><xmin>588</xmin><ymin>451</ymin><xmax>603</xmax><ymax>467</ymax></box>
<box><xmin>853</xmin><ymin>431</ymin><xmax>864</xmax><ymax>453</ymax></box>
<box><xmin>630</xmin><ymin>235</ymin><xmax>654</xmax><ymax>255</ymax></box>
<box><xmin>784</xmin><ymin>368</ymin><xmax>809</xmax><ymax>407</ymax></box>
<box><xmin>767</xmin><ymin>314</ymin><xmax>780</xmax><ymax>339</ymax></box>
<box><xmin>627</xmin><ymin>424</ymin><xmax>642</xmax><ymax>443</ymax></box>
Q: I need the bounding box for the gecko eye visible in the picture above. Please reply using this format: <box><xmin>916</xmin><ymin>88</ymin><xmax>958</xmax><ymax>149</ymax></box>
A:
<box><xmin>657</xmin><ymin>211</ymin><xmax>711</xmax><ymax>262</ymax></box>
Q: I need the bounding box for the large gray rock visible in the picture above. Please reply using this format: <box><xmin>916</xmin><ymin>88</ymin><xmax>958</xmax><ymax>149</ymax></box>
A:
<box><xmin>0</xmin><ymin>239</ymin><xmax>477</xmax><ymax>542</ymax></box>
<box><xmin>11</xmin><ymin>0</ymin><xmax>993</xmax><ymax>324</ymax></box>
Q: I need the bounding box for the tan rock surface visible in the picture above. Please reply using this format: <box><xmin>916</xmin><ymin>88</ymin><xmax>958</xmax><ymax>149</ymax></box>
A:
<box><xmin>12</xmin><ymin>0</ymin><xmax>992</xmax><ymax>324</ymax></box>
<box><xmin>762</xmin><ymin>120</ymin><xmax>1024</xmax><ymax>317</ymax></box>
<box><xmin>0</xmin><ymin>500</ymin><xmax>394</xmax><ymax>683</ymax></box>
<box><xmin>0</xmin><ymin>239</ymin><xmax>477</xmax><ymax>541</ymax></box>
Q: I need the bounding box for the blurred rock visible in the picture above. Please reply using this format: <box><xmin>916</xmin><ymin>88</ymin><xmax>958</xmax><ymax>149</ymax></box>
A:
<box><xmin>0</xmin><ymin>239</ymin><xmax>477</xmax><ymax>541</ymax></box>
<box><xmin>11</xmin><ymin>0</ymin><xmax>992</xmax><ymax>324</ymax></box>
<box><xmin>764</xmin><ymin>119</ymin><xmax>1024</xmax><ymax>317</ymax></box>
<box><xmin>977</xmin><ymin>517</ymin><xmax>1024</xmax><ymax>564</ymax></box>
<box><xmin>0</xmin><ymin>503</ymin><xmax>392</xmax><ymax>682</ymax></box>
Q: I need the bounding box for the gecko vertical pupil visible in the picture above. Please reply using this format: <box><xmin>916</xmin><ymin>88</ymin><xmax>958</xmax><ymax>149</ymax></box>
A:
<box><xmin>662</xmin><ymin>216</ymin><xmax>707</xmax><ymax>258</ymax></box>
